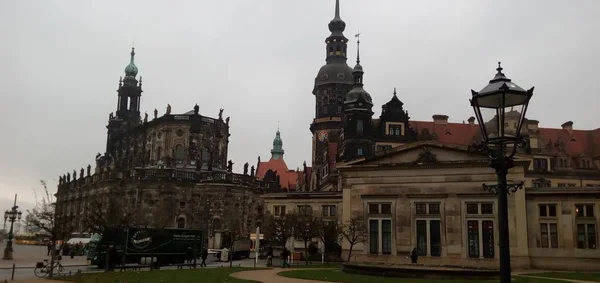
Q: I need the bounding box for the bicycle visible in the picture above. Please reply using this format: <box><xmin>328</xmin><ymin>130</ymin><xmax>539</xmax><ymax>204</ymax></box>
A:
<box><xmin>34</xmin><ymin>257</ymin><xmax>64</xmax><ymax>278</ymax></box>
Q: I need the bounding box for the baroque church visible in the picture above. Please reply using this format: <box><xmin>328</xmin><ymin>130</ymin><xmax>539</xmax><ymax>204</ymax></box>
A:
<box><xmin>54</xmin><ymin>0</ymin><xmax>600</xmax><ymax>271</ymax></box>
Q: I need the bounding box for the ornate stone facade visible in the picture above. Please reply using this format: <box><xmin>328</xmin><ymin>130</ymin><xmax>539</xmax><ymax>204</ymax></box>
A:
<box><xmin>55</xmin><ymin>49</ymin><xmax>267</xmax><ymax>249</ymax></box>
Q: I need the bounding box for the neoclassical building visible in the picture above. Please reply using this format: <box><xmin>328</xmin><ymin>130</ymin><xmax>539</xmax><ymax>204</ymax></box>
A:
<box><xmin>261</xmin><ymin>0</ymin><xmax>600</xmax><ymax>271</ymax></box>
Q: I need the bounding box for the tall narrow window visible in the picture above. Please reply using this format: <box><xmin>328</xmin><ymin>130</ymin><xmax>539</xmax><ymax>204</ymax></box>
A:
<box><xmin>382</xmin><ymin>220</ymin><xmax>392</xmax><ymax>255</ymax></box>
<box><xmin>578</xmin><ymin>224</ymin><xmax>586</xmax><ymax>249</ymax></box>
<box><xmin>174</xmin><ymin>144</ymin><xmax>185</xmax><ymax>160</ymax></box>
<box><xmin>430</xmin><ymin>220</ymin><xmax>441</xmax><ymax>256</ymax></box>
<box><xmin>369</xmin><ymin>220</ymin><xmax>379</xmax><ymax>254</ymax></box>
<box><xmin>482</xmin><ymin>221</ymin><xmax>494</xmax><ymax>258</ymax></box>
<box><xmin>467</xmin><ymin>220</ymin><xmax>480</xmax><ymax>258</ymax></box>
<box><xmin>357</xmin><ymin>120</ymin><xmax>364</xmax><ymax>136</ymax></box>
<box><xmin>588</xmin><ymin>224</ymin><xmax>597</xmax><ymax>249</ymax></box>
<box><xmin>177</xmin><ymin>217</ymin><xmax>185</xmax><ymax>229</ymax></box>
<box><xmin>416</xmin><ymin>220</ymin><xmax>427</xmax><ymax>256</ymax></box>
<box><xmin>368</xmin><ymin>203</ymin><xmax>393</xmax><ymax>255</ymax></box>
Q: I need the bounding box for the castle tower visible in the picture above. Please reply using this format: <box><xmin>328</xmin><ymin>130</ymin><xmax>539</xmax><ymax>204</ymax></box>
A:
<box><xmin>270</xmin><ymin>128</ymin><xmax>285</xmax><ymax>160</ymax></box>
<box><xmin>341</xmin><ymin>37</ymin><xmax>374</xmax><ymax>161</ymax></box>
<box><xmin>106</xmin><ymin>47</ymin><xmax>143</xmax><ymax>155</ymax></box>
<box><xmin>310</xmin><ymin>0</ymin><xmax>354</xmax><ymax>189</ymax></box>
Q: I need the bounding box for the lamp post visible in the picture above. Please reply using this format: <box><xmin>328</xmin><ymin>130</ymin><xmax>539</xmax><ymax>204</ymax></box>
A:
<box><xmin>3</xmin><ymin>194</ymin><xmax>22</xmax><ymax>260</ymax></box>
<box><xmin>470</xmin><ymin>62</ymin><xmax>534</xmax><ymax>283</ymax></box>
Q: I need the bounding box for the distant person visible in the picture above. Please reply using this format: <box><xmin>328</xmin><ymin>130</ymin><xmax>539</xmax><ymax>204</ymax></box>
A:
<box><xmin>185</xmin><ymin>247</ymin><xmax>193</xmax><ymax>264</ymax></box>
<box><xmin>281</xmin><ymin>247</ymin><xmax>291</xmax><ymax>268</ymax></box>
<box><xmin>410</xmin><ymin>247</ymin><xmax>419</xmax><ymax>264</ymax></box>
<box><xmin>200</xmin><ymin>248</ymin><xmax>208</xmax><ymax>268</ymax></box>
<box><xmin>266</xmin><ymin>245</ymin><xmax>273</xmax><ymax>267</ymax></box>
<box><xmin>47</xmin><ymin>242</ymin><xmax>52</xmax><ymax>256</ymax></box>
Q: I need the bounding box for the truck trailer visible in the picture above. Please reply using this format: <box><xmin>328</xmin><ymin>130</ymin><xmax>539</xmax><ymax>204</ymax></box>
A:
<box><xmin>87</xmin><ymin>227</ymin><xmax>203</xmax><ymax>268</ymax></box>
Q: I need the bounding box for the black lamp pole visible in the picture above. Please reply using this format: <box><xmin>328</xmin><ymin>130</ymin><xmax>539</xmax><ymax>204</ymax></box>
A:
<box><xmin>3</xmin><ymin>194</ymin><xmax>22</xmax><ymax>260</ymax></box>
<box><xmin>470</xmin><ymin>62</ymin><xmax>534</xmax><ymax>283</ymax></box>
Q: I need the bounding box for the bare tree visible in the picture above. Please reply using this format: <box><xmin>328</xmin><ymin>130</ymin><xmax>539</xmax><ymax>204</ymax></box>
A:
<box><xmin>27</xmin><ymin>180</ymin><xmax>71</xmax><ymax>277</ymax></box>
<box><xmin>262</xmin><ymin>213</ymin><xmax>296</xmax><ymax>248</ymax></box>
<box><xmin>82</xmin><ymin>198</ymin><xmax>136</xmax><ymax>236</ymax></box>
<box><xmin>316</xmin><ymin>218</ymin><xmax>343</xmax><ymax>260</ymax></box>
<box><xmin>294</xmin><ymin>213</ymin><xmax>319</xmax><ymax>266</ymax></box>
<box><xmin>341</xmin><ymin>216</ymin><xmax>369</xmax><ymax>262</ymax></box>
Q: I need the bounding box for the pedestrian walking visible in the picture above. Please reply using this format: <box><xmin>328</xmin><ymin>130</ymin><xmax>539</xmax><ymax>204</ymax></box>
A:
<box><xmin>47</xmin><ymin>242</ymin><xmax>52</xmax><ymax>256</ymax></box>
<box><xmin>410</xmin><ymin>247</ymin><xmax>419</xmax><ymax>264</ymax></box>
<box><xmin>281</xmin><ymin>247</ymin><xmax>291</xmax><ymax>268</ymax></box>
<box><xmin>200</xmin><ymin>248</ymin><xmax>208</xmax><ymax>267</ymax></box>
<box><xmin>266</xmin><ymin>245</ymin><xmax>273</xmax><ymax>267</ymax></box>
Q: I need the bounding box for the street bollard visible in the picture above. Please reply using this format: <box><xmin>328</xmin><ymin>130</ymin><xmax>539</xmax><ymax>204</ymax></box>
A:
<box><xmin>11</xmin><ymin>264</ymin><xmax>15</xmax><ymax>281</ymax></box>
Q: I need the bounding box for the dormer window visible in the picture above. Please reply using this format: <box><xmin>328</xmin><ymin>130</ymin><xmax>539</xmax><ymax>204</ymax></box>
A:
<box><xmin>357</xmin><ymin>148</ymin><xmax>364</xmax><ymax>156</ymax></box>
<box><xmin>533</xmin><ymin>158</ymin><xmax>549</xmax><ymax>172</ymax></box>
<box><xmin>387</xmin><ymin>123</ymin><xmax>404</xmax><ymax>136</ymax></box>
<box><xmin>557</xmin><ymin>157</ymin><xmax>570</xmax><ymax>168</ymax></box>
<box><xmin>581</xmin><ymin>159</ymin><xmax>592</xmax><ymax>169</ymax></box>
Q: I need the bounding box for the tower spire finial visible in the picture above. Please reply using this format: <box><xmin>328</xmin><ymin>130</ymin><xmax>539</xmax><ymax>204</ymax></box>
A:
<box><xmin>355</xmin><ymin>31</ymin><xmax>361</xmax><ymax>64</ymax></box>
<box><xmin>393</xmin><ymin>87</ymin><xmax>397</xmax><ymax>96</ymax></box>
<box><xmin>335</xmin><ymin>0</ymin><xmax>340</xmax><ymax>18</ymax></box>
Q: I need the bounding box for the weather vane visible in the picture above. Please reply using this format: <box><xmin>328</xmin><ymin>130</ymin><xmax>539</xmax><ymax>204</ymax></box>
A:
<box><xmin>355</xmin><ymin>31</ymin><xmax>361</xmax><ymax>40</ymax></box>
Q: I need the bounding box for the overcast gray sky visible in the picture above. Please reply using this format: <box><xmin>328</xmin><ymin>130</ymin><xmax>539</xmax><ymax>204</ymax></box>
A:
<box><xmin>1</xmin><ymin>0</ymin><xmax>599</xmax><ymax>210</ymax></box>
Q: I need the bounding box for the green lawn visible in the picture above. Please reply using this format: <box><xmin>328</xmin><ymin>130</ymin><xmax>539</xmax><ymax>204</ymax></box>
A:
<box><xmin>525</xmin><ymin>271</ymin><xmax>600</xmax><ymax>282</ymax></box>
<box><xmin>278</xmin><ymin>269</ymin><xmax>566</xmax><ymax>283</ymax></box>
<box><xmin>59</xmin><ymin>267</ymin><xmax>260</xmax><ymax>283</ymax></box>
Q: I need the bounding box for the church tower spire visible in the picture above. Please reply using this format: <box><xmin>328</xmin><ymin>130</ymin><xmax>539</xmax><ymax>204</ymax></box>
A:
<box><xmin>325</xmin><ymin>0</ymin><xmax>348</xmax><ymax>64</ymax></box>
<box><xmin>270</xmin><ymin>128</ymin><xmax>285</xmax><ymax>160</ymax></box>
<box><xmin>116</xmin><ymin>47</ymin><xmax>143</xmax><ymax>121</ymax></box>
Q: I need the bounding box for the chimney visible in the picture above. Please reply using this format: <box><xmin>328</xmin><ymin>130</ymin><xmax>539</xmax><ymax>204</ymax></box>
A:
<box><xmin>468</xmin><ymin>116</ymin><xmax>476</xmax><ymax>126</ymax></box>
<box><xmin>526</xmin><ymin>119</ymin><xmax>539</xmax><ymax>131</ymax></box>
<box><xmin>432</xmin><ymin>114</ymin><xmax>449</xmax><ymax>125</ymax></box>
<box><xmin>561</xmin><ymin>121</ymin><xmax>573</xmax><ymax>133</ymax></box>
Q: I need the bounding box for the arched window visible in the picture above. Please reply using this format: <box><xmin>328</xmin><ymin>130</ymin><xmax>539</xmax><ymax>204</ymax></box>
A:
<box><xmin>212</xmin><ymin>218</ymin><xmax>221</xmax><ymax>231</ymax></box>
<box><xmin>201</xmin><ymin>148</ymin><xmax>210</xmax><ymax>161</ymax></box>
<box><xmin>177</xmin><ymin>217</ymin><xmax>186</xmax><ymax>229</ymax></box>
<box><xmin>174</xmin><ymin>144</ymin><xmax>185</xmax><ymax>160</ymax></box>
<box><xmin>156</xmin><ymin>146</ymin><xmax>162</xmax><ymax>161</ymax></box>
<box><xmin>357</xmin><ymin>120</ymin><xmax>364</xmax><ymax>136</ymax></box>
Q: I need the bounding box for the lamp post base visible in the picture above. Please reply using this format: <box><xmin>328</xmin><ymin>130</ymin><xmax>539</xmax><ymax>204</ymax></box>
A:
<box><xmin>2</xmin><ymin>247</ymin><xmax>13</xmax><ymax>260</ymax></box>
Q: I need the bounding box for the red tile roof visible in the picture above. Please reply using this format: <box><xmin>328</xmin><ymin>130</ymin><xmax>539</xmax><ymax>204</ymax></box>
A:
<box><xmin>409</xmin><ymin>120</ymin><xmax>600</xmax><ymax>158</ymax></box>
<box><xmin>410</xmin><ymin>121</ymin><xmax>481</xmax><ymax>145</ymax></box>
<box><xmin>256</xmin><ymin>157</ymin><xmax>298</xmax><ymax>190</ymax></box>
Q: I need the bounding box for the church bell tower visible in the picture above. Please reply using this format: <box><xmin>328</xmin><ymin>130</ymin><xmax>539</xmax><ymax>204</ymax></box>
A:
<box><xmin>309</xmin><ymin>0</ymin><xmax>354</xmax><ymax>190</ymax></box>
<box><xmin>106</xmin><ymin>47</ymin><xmax>143</xmax><ymax>156</ymax></box>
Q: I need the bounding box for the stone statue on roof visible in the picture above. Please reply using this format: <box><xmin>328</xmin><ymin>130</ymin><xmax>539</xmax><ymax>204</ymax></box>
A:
<box><xmin>219</xmin><ymin>108</ymin><xmax>224</xmax><ymax>120</ymax></box>
<box><xmin>227</xmin><ymin>160</ymin><xmax>234</xmax><ymax>172</ymax></box>
<box><xmin>154</xmin><ymin>108</ymin><xmax>158</xmax><ymax>119</ymax></box>
<box><xmin>243</xmin><ymin>162</ymin><xmax>249</xmax><ymax>175</ymax></box>
<box><xmin>166</xmin><ymin>104</ymin><xmax>172</xmax><ymax>115</ymax></box>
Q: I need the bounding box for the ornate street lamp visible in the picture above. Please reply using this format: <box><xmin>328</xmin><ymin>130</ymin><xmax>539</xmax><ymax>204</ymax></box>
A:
<box><xmin>470</xmin><ymin>62</ymin><xmax>534</xmax><ymax>283</ymax></box>
<box><xmin>3</xmin><ymin>194</ymin><xmax>22</xmax><ymax>260</ymax></box>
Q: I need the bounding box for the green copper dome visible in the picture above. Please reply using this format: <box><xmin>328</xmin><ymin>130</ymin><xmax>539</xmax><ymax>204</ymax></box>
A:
<box><xmin>124</xmin><ymin>47</ymin><xmax>138</xmax><ymax>77</ymax></box>
<box><xmin>270</xmin><ymin>129</ymin><xmax>285</xmax><ymax>160</ymax></box>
